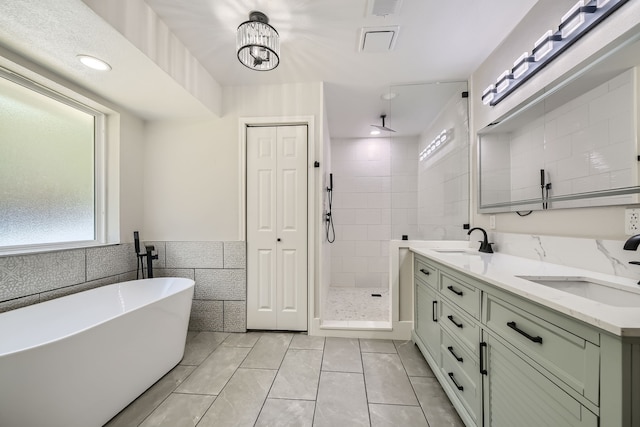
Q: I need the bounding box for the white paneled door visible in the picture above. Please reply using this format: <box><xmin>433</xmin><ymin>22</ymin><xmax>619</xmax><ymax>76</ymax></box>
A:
<box><xmin>247</xmin><ymin>125</ymin><xmax>308</xmax><ymax>331</ymax></box>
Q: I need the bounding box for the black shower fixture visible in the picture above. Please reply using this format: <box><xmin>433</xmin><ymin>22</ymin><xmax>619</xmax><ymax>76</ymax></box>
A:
<box><xmin>371</xmin><ymin>114</ymin><xmax>396</xmax><ymax>133</ymax></box>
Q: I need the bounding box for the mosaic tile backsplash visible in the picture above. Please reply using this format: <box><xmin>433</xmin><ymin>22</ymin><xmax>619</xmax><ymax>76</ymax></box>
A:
<box><xmin>0</xmin><ymin>241</ymin><xmax>247</xmax><ymax>333</ymax></box>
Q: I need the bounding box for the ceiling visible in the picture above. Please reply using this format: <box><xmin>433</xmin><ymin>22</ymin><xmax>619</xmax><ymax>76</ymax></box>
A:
<box><xmin>0</xmin><ymin>0</ymin><xmax>538</xmax><ymax>138</ymax></box>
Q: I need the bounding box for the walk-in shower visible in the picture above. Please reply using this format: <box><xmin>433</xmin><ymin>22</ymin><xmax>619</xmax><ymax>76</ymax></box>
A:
<box><xmin>321</xmin><ymin>81</ymin><xmax>470</xmax><ymax>330</ymax></box>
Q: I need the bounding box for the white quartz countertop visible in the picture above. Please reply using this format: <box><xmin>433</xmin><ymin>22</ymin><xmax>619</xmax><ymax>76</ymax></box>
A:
<box><xmin>410</xmin><ymin>242</ymin><xmax>640</xmax><ymax>337</ymax></box>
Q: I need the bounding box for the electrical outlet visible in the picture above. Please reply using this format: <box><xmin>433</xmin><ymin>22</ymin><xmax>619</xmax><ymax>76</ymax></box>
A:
<box><xmin>489</xmin><ymin>215</ymin><xmax>496</xmax><ymax>230</ymax></box>
<box><xmin>625</xmin><ymin>208</ymin><xmax>640</xmax><ymax>235</ymax></box>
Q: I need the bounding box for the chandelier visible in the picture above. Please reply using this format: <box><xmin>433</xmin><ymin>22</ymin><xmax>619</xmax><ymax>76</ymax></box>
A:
<box><xmin>236</xmin><ymin>11</ymin><xmax>280</xmax><ymax>71</ymax></box>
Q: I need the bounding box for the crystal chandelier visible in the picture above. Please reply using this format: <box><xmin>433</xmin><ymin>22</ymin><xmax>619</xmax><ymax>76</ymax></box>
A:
<box><xmin>236</xmin><ymin>11</ymin><xmax>280</xmax><ymax>71</ymax></box>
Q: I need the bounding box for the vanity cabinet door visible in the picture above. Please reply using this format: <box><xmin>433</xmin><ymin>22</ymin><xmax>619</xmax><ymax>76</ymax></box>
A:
<box><xmin>416</xmin><ymin>281</ymin><xmax>440</xmax><ymax>360</ymax></box>
<box><xmin>482</xmin><ymin>333</ymin><xmax>597</xmax><ymax>427</ymax></box>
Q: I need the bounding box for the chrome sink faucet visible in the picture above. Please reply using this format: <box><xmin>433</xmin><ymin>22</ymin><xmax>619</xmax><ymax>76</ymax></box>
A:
<box><xmin>623</xmin><ymin>234</ymin><xmax>640</xmax><ymax>284</ymax></box>
<box><xmin>468</xmin><ymin>227</ymin><xmax>494</xmax><ymax>253</ymax></box>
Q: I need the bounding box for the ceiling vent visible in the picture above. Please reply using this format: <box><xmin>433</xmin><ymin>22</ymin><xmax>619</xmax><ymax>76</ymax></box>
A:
<box><xmin>359</xmin><ymin>26</ymin><xmax>400</xmax><ymax>52</ymax></box>
<box><xmin>367</xmin><ymin>0</ymin><xmax>403</xmax><ymax>17</ymax></box>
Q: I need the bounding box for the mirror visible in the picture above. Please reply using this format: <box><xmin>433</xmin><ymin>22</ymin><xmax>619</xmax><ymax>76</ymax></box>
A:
<box><xmin>478</xmin><ymin>32</ymin><xmax>640</xmax><ymax>213</ymax></box>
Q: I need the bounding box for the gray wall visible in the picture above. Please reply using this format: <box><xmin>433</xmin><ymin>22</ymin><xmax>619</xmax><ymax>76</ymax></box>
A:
<box><xmin>0</xmin><ymin>241</ymin><xmax>246</xmax><ymax>333</ymax></box>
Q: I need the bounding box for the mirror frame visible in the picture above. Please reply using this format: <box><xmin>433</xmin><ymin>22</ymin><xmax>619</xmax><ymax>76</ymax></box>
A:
<box><xmin>477</xmin><ymin>31</ymin><xmax>640</xmax><ymax>213</ymax></box>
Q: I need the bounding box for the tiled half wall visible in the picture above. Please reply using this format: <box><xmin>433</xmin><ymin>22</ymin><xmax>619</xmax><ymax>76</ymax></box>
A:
<box><xmin>0</xmin><ymin>241</ymin><xmax>246</xmax><ymax>333</ymax></box>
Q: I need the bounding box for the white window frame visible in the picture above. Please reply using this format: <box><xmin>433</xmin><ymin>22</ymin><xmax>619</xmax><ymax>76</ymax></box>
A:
<box><xmin>0</xmin><ymin>66</ymin><xmax>109</xmax><ymax>255</ymax></box>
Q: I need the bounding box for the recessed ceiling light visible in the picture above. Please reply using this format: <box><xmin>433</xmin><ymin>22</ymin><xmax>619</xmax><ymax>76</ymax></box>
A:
<box><xmin>381</xmin><ymin>92</ymin><xmax>397</xmax><ymax>100</ymax></box>
<box><xmin>370</xmin><ymin>129</ymin><xmax>381</xmax><ymax>135</ymax></box>
<box><xmin>77</xmin><ymin>55</ymin><xmax>112</xmax><ymax>71</ymax></box>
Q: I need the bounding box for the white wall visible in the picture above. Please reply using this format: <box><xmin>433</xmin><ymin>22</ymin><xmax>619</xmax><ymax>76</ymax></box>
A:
<box><xmin>118</xmin><ymin>112</ymin><xmax>146</xmax><ymax>242</ymax></box>
<box><xmin>143</xmin><ymin>82</ymin><xmax>323</xmax><ymax>241</ymax></box>
<box><xmin>82</xmin><ymin>0</ymin><xmax>222</xmax><ymax>115</ymax></box>
<box><xmin>470</xmin><ymin>0</ymin><xmax>640</xmax><ymax>240</ymax></box>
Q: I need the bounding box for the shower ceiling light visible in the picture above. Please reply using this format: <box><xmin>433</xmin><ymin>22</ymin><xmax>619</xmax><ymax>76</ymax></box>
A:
<box><xmin>237</xmin><ymin>11</ymin><xmax>280</xmax><ymax>71</ymax></box>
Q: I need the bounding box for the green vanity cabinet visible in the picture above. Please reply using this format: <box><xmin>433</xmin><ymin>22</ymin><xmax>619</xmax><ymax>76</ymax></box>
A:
<box><xmin>482</xmin><ymin>332</ymin><xmax>597</xmax><ymax>427</ymax></box>
<box><xmin>412</xmin><ymin>252</ymin><xmax>640</xmax><ymax>427</ymax></box>
<box><xmin>415</xmin><ymin>277</ymin><xmax>440</xmax><ymax>361</ymax></box>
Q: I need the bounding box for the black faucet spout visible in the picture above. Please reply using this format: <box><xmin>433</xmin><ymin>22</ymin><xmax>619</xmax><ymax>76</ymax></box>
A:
<box><xmin>624</xmin><ymin>234</ymin><xmax>640</xmax><ymax>251</ymax></box>
<box><xmin>623</xmin><ymin>234</ymin><xmax>640</xmax><ymax>284</ymax></box>
<box><xmin>145</xmin><ymin>245</ymin><xmax>159</xmax><ymax>278</ymax></box>
<box><xmin>468</xmin><ymin>227</ymin><xmax>494</xmax><ymax>253</ymax></box>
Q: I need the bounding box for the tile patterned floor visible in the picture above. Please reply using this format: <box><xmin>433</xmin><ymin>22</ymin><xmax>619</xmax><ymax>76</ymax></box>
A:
<box><xmin>324</xmin><ymin>287</ymin><xmax>390</xmax><ymax>321</ymax></box>
<box><xmin>105</xmin><ymin>332</ymin><xmax>465</xmax><ymax>427</ymax></box>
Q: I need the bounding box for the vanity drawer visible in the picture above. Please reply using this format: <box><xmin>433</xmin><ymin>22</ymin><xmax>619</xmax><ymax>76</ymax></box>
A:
<box><xmin>440</xmin><ymin>330</ymin><xmax>481</xmax><ymax>423</ymax></box>
<box><xmin>440</xmin><ymin>300</ymin><xmax>480</xmax><ymax>355</ymax></box>
<box><xmin>439</xmin><ymin>272</ymin><xmax>480</xmax><ymax>319</ymax></box>
<box><xmin>415</xmin><ymin>256</ymin><xmax>438</xmax><ymax>289</ymax></box>
<box><xmin>485</xmin><ymin>294</ymin><xmax>599</xmax><ymax>404</ymax></box>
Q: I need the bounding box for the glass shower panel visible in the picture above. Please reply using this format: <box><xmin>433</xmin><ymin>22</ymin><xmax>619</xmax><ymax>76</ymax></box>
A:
<box><xmin>389</xmin><ymin>82</ymin><xmax>470</xmax><ymax>241</ymax></box>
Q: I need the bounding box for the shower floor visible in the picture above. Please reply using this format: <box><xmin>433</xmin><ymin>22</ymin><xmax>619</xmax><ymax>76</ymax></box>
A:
<box><xmin>323</xmin><ymin>287</ymin><xmax>390</xmax><ymax>322</ymax></box>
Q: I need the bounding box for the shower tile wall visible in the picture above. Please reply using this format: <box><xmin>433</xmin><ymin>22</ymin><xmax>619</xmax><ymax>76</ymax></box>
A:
<box><xmin>330</xmin><ymin>137</ymin><xmax>418</xmax><ymax>288</ymax></box>
<box><xmin>0</xmin><ymin>241</ymin><xmax>247</xmax><ymax>333</ymax></box>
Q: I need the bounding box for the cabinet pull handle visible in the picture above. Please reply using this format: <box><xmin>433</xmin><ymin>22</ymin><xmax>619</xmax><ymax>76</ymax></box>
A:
<box><xmin>480</xmin><ymin>342</ymin><xmax>487</xmax><ymax>375</ymax></box>
<box><xmin>507</xmin><ymin>321</ymin><xmax>543</xmax><ymax>344</ymax></box>
<box><xmin>447</xmin><ymin>346</ymin><xmax>463</xmax><ymax>362</ymax></box>
<box><xmin>447</xmin><ymin>285</ymin><xmax>463</xmax><ymax>296</ymax></box>
<box><xmin>448</xmin><ymin>372</ymin><xmax>464</xmax><ymax>391</ymax></box>
<box><xmin>432</xmin><ymin>301</ymin><xmax>438</xmax><ymax>322</ymax></box>
<box><xmin>447</xmin><ymin>315</ymin><xmax>463</xmax><ymax>329</ymax></box>
<box><xmin>420</xmin><ymin>268</ymin><xmax>430</xmax><ymax>276</ymax></box>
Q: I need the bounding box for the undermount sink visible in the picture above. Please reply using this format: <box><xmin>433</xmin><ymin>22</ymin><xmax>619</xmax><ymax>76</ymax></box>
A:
<box><xmin>517</xmin><ymin>276</ymin><xmax>640</xmax><ymax>307</ymax></box>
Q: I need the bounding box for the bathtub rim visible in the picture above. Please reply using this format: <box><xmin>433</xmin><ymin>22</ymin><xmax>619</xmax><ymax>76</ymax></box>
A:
<box><xmin>0</xmin><ymin>277</ymin><xmax>194</xmax><ymax>357</ymax></box>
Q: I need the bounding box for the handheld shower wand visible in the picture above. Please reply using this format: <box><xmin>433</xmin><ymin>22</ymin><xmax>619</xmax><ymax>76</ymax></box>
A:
<box><xmin>325</xmin><ymin>173</ymin><xmax>335</xmax><ymax>243</ymax></box>
<box><xmin>540</xmin><ymin>169</ymin><xmax>552</xmax><ymax>209</ymax></box>
<box><xmin>134</xmin><ymin>231</ymin><xmax>143</xmax><ymax>279</ymax></box>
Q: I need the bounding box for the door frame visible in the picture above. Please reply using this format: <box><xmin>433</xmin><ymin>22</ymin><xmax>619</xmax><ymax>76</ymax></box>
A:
<box><xmin>239</xmin><ymin>116</ymin><xmax>316</xmax><ymax>331</ymax></box>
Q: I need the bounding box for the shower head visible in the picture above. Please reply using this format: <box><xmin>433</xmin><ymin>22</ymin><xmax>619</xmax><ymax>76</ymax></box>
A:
<box><xmin>371</xmin><ymin>114</ymin><xmax>396</xmax><ymax>133</ymax></box>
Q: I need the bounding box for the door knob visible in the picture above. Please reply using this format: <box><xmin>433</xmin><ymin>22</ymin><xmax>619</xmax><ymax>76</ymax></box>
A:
<box><xmin>277</xmin><ymin>238</ymin><xmax>281</xmax><ymax>242</ymax></box>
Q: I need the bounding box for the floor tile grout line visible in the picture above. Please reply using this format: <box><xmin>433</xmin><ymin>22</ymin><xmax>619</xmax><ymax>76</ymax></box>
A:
<box><xmin>251</xmin><ymin>332</ymin><xmax>295</xmax><ymax>426</ymax></box>
<box><xmin>193</xmin><ymin>395</ymin><xmax>217</xmax><ymax>427</ymax></box>
<box><xmin>195</xmin><ymin>331</ymin><xmax>262</xmax><ymax>425</ymax></box>
<box><xmin>358</xmin><ymin>338</ymin><xmax>373</xmax><ymax>426</ymax></box>
<box><xmin>133</xmin><ymin>334</ymin><xmax>219</xmax><ymax>427</ymax></box>
<box><xmin>312</xmin><ymin>337</ymin><xmax>327</xmax><ymax>426</ymax></box>
<box><xmin>395</xmin><ymin>339</ymin><xmax>433</xmax><ymax>426</ymax></box>
<box><xmin>140</xmin><ymin>331</ymin><xmax>254</xmax><ymax>427</ymax></box>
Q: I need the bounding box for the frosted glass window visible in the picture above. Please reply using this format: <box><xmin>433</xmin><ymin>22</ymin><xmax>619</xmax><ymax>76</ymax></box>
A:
<box><xmin>0</xmin><ymin>74</ymin><xmax>97</xmax><ymax>248</ymax></box>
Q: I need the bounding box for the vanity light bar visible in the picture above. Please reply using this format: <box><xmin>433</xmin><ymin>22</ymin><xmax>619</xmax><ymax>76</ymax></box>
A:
<box><xmin>495</xmin><ymin>70</ymin><xmax>513</xmax><ymax>94</ymax></box>
<box><xmin>419</xmin><ymin>129</ymin><xmax>451</xmax><ymax>162</ymax></box>
<box><xmin>485</xmin><ymin>0</ymin><xmax>629</xmax><ymax>107</ymax></box>
<box><xmin>482</xmin><ymin>84</ymin><xmax>496</xmax><ymax>105</ymax></box>
<box><xmin>560</xmin><ymin>0</ymin><xmax>597</xmax><ymax>39</ymax></box>
<box><xmin>512</xmin><ymin>52</ymin><xmax>534</xmax><ymax>79</ymax></box>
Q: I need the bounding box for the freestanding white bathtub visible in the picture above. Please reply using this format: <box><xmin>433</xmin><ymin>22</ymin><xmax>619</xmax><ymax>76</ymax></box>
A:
<box><xmin>0</xmin><ymin>277</ymin><xmax>195</xmax><ymax>427</ymax></box>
